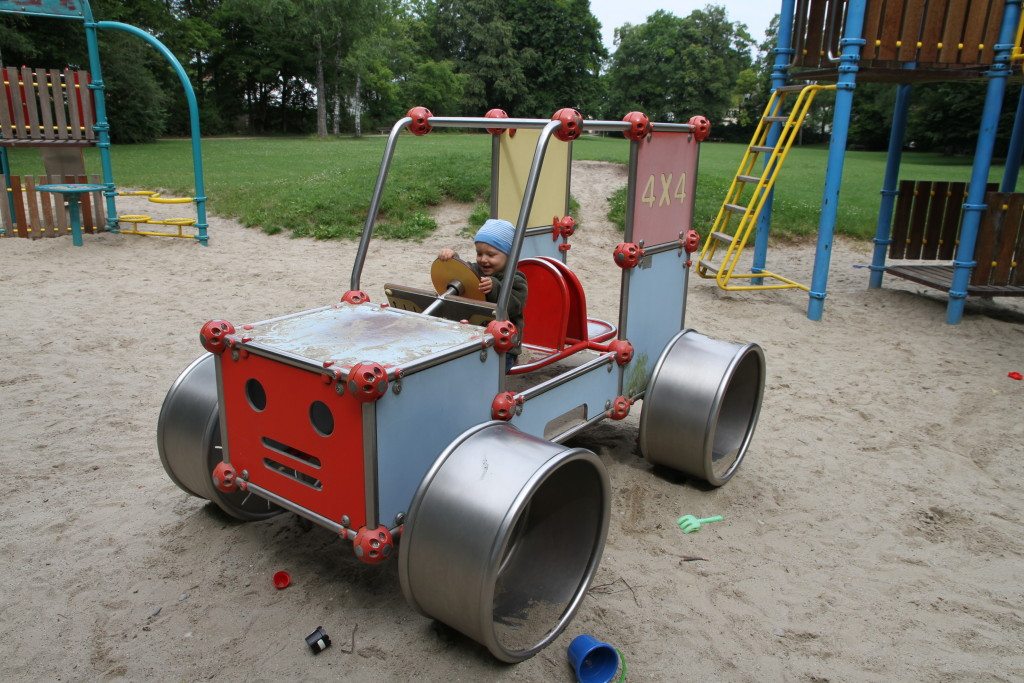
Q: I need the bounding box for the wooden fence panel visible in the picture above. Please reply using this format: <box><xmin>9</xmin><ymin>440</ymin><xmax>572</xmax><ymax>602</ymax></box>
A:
<box><xmin>889</xmin><ymin>179</ymin><xmax>916</xmax><ymax>258</ymax></box>
<box><xmin>990</xmin><ymin>193</ymin><xmax>1023</xmax><ymax>285</ymax></box>
<box><xmin>939</xmin><ymin>0</ymin><xmax>971</xmax><ymax>63</ymax></box>
<box><xmin>921</xmin><ymin>180</ymin><xmax>949</xmax><ymax>259</ymax></box>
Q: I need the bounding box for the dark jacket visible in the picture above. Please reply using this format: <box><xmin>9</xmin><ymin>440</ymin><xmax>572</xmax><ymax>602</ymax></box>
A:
<box><xmin>472</xmin><ymin>264</ymin><xmax>528</xmax><ymax>357</ymax></box>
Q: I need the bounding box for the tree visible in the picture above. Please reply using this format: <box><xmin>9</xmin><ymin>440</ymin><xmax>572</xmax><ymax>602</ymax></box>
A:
<box><xmin>606</xmin><ymin>7</ymin><xmax>752</xmax><ymax>123</ymax></box>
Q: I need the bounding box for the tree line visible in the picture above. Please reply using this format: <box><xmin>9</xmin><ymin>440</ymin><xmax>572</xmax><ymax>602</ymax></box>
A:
<box><xmin>0</xmin><ymin>0</ymin><xmax>1017</xmax><ymax>155</ymax></box>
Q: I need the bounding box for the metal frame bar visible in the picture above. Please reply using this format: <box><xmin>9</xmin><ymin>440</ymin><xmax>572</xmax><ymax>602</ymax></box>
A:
<box><xmin>946</xmin><ymin>0</ymin><xmax>1023</xmax><ymax>323</ymax></box>
<box><xmin>868</xmin><ymin>78</ymin><xmax>914</xmax><ymax>288</ymax></box>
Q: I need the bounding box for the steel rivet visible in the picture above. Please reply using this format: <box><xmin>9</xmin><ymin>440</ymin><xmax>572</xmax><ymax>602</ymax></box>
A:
<box><xmin>605</xmin><ymin>400</ymin><xmax>612</xmax><ymax>410</ymax></box>
<box><xmin>240</xmin><ymin>469</ymin><xmax>249</xmax><ymax>480</ymax></box>
<box><xmin>341</xmin><ymin>515</ymin><xmax>350</xmax><ymax>527</ymax></box>
<box><xmin>479</xmin><ymin>349</ymin><xmax>488</xmax><ymax>362</ymax></box>
<box><xmin>395</xmin><ymin>513</ymin><xmax>405</xmax><ymax>526</ymax></box>
<box><xmin>231</xmin><ymin>349</ymin><xmax>240</xmax><ymax>362</ymax></box>
<box><xmin>335</xmin><ymin>382</ymin><xmax>345</xmax><ymax>396</ymax></box>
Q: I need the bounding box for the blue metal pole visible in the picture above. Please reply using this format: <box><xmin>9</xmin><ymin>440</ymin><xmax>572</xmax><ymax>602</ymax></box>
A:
<box><xmin>82</xmin><ymin>5</ymin><xmax>119</xmax><ymax>232</ymax></box>
<box><xmin>94</xmin><ymin>20</ymin><xmax>209</xmax><ymax>245</ymax></box>
<box><xmin>999</xmin><ymin>84</ymin><xmax>1024</xmax><ymax>192</ymax></box>
<box><xmin>868</xmin><ymin>79</ymin><xmax>914</xmax><ymax>288</ymax></box>
<box><xmin>806</xmin><ymin>0</ymin><xmax>868</xmax><ymax>321</ymax></box>
<box><xmin>751</xmin><ymin>0</ymin><xmax>797</xmax><ymax>286</ymax></box>
<box><xmin>0</xmin><ymin>147</ymin><xmax>12</xmax><ymax>234</ymax></box>
<box><xmin>946</xmin><ymin>0</ymin><xmax>1021</xmax><ymax>324</ymax></box>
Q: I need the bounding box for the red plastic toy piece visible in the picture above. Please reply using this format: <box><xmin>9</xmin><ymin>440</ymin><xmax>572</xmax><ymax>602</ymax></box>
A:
<box><xmin>491</xmin><ymin>391</ymin><xmax>520</xmax><ymax>420</ymax></box>
<box><xmin>608</xmin><ymin>340</ymin><xmax>634</xmax><ymax>365</ymax></box>
<box><xmin>485</xmin><ymin>108</ymin><xmax>510</xmax><ymax>135</ymax></box>
<box><xmin>273</xmin><ymin>571</ymin><xmax>291</xmax><ymax>589</ymax></box>
<box><xmin>341</xmin><ymin>290</ymin><xmax>370</xmax><ymax>305</ymax></box>
<box><xmin>199</xmin><ymin>320</ymin><xmax>235</xmax><ymax>355</ymax></box>
<box><xmin>682</xmin><ymin>229</ymin><xmax>701</xmax><ymax>254</ymax></box>
<box><xmin>1010</xmin><ymin>371</ymin><xmax>1023</xmax><ymax>380</ymax></box>
<box><xmin>551</xmin><ymin>108</ymin><xmax>583</xmax><ymax>142</ymax></box>
<box><xmin>688</xmin><ymin>115</ymin><xmax>711</xmax><ymax>142</ymax></box>
<box><xmin>613</xmin><ymin>242</ymin><xmax>644</xmax><ymax>269</ymax></box>
<box><xmin>347</xmin><ymin>362</ymin><xmax>388</xmax><ymax>402</ymax></box>
<box><xmin>212</xmin><ymin>461</ymin><xmax>237</xmax><ymax>493</ymax></box>
<box><xmin>552</xmin><ymin>215</ymin><xmax>576</xmax><ymax>240</ymax></box>
<box><xmin>486</xmin><ymin>320</ymin><xmax>517</xmax><ymax>353</ymax></box>
<box><xmin>622</xmin><ymin>111</ymin><xmax>652</xmax><ymax>141</ymax></box>
<box><xmin>407</xmin><ymin>107</ymin><xmax>433</xmax><ymax>135</ymax></box>
<box><xmin>607</xmin><ymin>396</ymin><xmax>632</xmax><ymax>420</ymax></box>
<box><xmin>352</xmin><ymin>525</ymin><xmax>394</xmax><ymax>564</ymax></box>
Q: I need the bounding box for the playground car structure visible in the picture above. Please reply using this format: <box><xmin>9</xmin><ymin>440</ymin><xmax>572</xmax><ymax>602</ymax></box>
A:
<box><xmin>157</xmin><ymin>107</ymin><xmax>767</xmax><ymax>662</ymax></box>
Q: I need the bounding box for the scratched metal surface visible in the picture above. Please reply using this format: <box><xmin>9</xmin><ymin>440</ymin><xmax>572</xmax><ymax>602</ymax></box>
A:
<box><xmin>245</xmin><ymin>303</ymin><xmax>485</xmax><ymax>367</ymax></box>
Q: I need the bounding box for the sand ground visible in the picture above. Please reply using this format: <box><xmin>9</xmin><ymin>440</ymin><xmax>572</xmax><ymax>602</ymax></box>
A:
<box><xmin>1</xmin><ymin>161</ymin><xmax>1022</xmax><ymax>681</ymax></box>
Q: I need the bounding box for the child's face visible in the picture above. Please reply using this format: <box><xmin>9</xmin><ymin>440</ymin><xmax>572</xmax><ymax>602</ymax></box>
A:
<box><xmin>474</xmin><ymin>242</ymin><xmax>508</xmax><ymax>276</ymax></box>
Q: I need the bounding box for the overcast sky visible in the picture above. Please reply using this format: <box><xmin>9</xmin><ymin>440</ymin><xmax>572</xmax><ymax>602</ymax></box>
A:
<box><xmin>588</xmin><ymin>0</ymin><xmax>778</xmax><ymax>52</ymax></box>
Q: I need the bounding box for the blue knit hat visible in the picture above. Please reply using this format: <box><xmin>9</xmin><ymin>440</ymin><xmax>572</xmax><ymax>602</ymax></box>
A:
<box><xmin>474</xmin><ymin>218</ymin><xmax>515</xmax><ymax>255</ymax></box>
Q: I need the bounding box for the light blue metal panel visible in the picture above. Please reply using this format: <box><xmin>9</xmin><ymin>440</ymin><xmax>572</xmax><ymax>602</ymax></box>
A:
<box><xmin>247</xmin><ymin>303</ymin><xmax>485</xmax><ymax>368</ymax></box>
<box><xmin>623</xmin><ymin>249</ymin><xmax>686</xmax><ymax>396</ymax></box>
<box><xmin>519</xmin><ymin>231</ymin><xmax>564</xmax><ymax>261</ymax></box>
<box><xmin>511</xmin><ymin>359</ymin><xmax>619</xmax><ymax>439</ymax></box>
<box><xmin>375</xmin><ymin>349</ymin><xmax>497</xmax><ymax>525</ymax></box>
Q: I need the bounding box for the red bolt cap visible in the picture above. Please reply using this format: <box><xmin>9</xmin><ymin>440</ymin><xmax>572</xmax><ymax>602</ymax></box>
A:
<box><xmin>199</xmin><ymin>320</ymin><xmax>235</xmax><ymax>354</ymax></box>
<box><xmin>407</xmin><ymin>107</ymin><xmax>433</xmax><ymax>136</ymax></box>
<box><xmin>552</xmin><ymin>108</ymin><xmax>583</xmax><ymax>142</ymax></box>
<box><xmin>688</xmin><ymin>115</ymin><xmax>711</xmax><ymax>142</ymax></box>
<box><xmin>622</xmin><ymin>111</ymin><xmax>652</xmax><ymax>141</ymax></box>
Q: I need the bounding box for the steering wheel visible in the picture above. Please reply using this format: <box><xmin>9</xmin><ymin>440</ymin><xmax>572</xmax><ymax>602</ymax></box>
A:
<box><xmin>430</xmin><ymin>257</ymin><xmax>487</xmax><ymax>302</ymax></box>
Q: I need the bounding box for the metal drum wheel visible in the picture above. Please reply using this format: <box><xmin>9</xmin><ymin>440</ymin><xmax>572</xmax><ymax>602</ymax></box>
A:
<box><xmin>639</xmin><ymin>329</ymin><xmax>765</xmax><ymax>486</ymax></box>
<box><xmin>399</xmin><ymin>422</ymin><xmax>610</xmax><ymax>662</ymax></box>
<box><xmin>157</xmin><ymin>354</ymin><xmax>281</xmax><ymax>521</ymax></box>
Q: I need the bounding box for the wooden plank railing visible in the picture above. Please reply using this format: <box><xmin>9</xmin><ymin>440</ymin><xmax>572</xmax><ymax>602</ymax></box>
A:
<box><xmin>794</xmin><ymin>0</ymin><xmax>1010</xmax><ymax>70</ymax></box>
<box><xmin>0</xmin><ymin>174</ymin><xmax>105</xmax><ymax>239</ymax></box>
<box><xmin>1</xmin><ymin>67</ymin><xmax>95</xmax><ymax>146</ymax></box>
<box><xmin>888</xmin><ymin>180</ymin><xmax>1022</xmax><ymax>287</ymax></box>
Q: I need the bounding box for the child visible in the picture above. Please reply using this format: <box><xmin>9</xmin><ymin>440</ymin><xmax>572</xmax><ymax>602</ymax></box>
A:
<box><xmin>438</xmin><ymin>218</ymin><xmax>528</xmax><ymax>373</ymax></box>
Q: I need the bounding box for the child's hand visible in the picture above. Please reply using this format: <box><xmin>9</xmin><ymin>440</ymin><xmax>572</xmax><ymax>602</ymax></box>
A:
<box><xmin>438</xmin><ymin>248</ymin><xmax>456</xmax><ymax>261</ymax></box>
<box><xmin>479</xmin><ymin>277</ymin><xmax>493</xmax><ymax>294</ymax></box>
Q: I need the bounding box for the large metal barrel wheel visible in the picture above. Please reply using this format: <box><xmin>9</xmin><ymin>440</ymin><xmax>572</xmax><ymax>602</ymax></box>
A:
<box><xmin>399</xmin><ymin>422</ymin><xmax>610</xmax><ymax>662</ymax></box>
<box><xmin>639</xmin><ymin>329</ymin><xmax>765</xmax><ymax>486</ymax></box>
<box><xmin>157</xmin><ymin>354</ymin><xmax>281</xmax><ymax>521</ymax></box>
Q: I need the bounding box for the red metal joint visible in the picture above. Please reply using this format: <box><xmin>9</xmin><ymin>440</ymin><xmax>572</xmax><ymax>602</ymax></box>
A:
<box><xmin>212</xmin><ymin>462</ymin><xmax>238</xmax><ymax>493</ymax></box>
<box><xmin>352</xmin><ymin>525</ymin><xmax>394</xmax><ymax>564</ymax></box>
<box><xmin>683</xmin><ymin>229</ymin><xmax>701</xmax><ymax>254</ymax></box>
<box><xmin>607</xmin><ymin>396</ymin><xmax>633</xmax><ymax>420</ymax></box>
<box><xmin>622</xmin><ymin>111</ymin><xmax>652</xmax><ymax>141</ymax></box>
<box><xmin>485</xmin><ymin>108</ymin><xmax>515</xmax><ymax>137</ymax></box>
<box><xmin>551</xmin><ymin>108</ymin><xmax>583</xmax><ymax>142</ymax></box>
<box><xmin>613</xmin><ymin>242</ymin><xmax>644</xmax><ymax>269</ymax></box>
<box><xmin>486</xmin><ymin>320</ymin><xmax>517</xmax><ymax>353</ymax></box>
<box><xmin>407</xmin><ymin>107</ymin><xmax>433</xmax><ymax>136</ymax></box>
<box><xmin>558</xmin><ymin>243</ymin><xmax>571</xmax><ymax>253</ymax></box>
<box><xmin>491</xmin><ymin>391</ymin><xmax>522</xmax><ymax>421</ymax></box>
<box><xmin>341</xmin><ymin>290</ymin><xmax>370</xmax><ymax>304</ymax></box>
<box><xmin>552</xmin><ymin>215</ymin><xmax>576</xmax><ymax>240</ymax></box>
<box><xmin>199</xmin><ymin>319</ymin><xmax>235</xmax><ymax>354</ymax></box>
<box><xmin>688</xmin><ymin>115</ymin><xmax>711</xmax><ymax>142</ymax></box>
<box><xmin>608</xmin><ymin>340</ymin><xmax>634</xmax><ymax>365</ymax></box>
<box><xmin>347</xmin><ymin>361</ymin><xmax>388</xmax><ymax>402</ymax></box>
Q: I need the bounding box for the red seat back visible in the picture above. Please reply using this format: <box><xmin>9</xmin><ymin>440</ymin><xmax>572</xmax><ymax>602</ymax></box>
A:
<box><xmin>516</xmin><ymin>258</ymin><xmax>570</xmax><ymax>350</ymax></box>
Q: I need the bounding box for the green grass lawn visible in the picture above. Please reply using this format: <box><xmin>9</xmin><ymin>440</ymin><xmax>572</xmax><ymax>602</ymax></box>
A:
<box><xmin>8</xmin><ymin>133</ymin><xmax>1019</xmax><ymax>241</ymax></box>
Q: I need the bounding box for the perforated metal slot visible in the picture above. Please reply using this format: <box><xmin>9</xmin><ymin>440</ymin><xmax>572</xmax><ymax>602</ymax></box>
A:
<box><xmin>263</xmin><ymin>458</ymin><xmax>323</xmax><ymax>490</ymax></box>
<box><xmin>261</xmin><ymin>436</ymin><xmax>322</xmax><ymax>468</ymax></box>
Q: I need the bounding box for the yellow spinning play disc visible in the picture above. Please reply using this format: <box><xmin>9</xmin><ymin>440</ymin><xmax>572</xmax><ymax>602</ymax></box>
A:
<box><xmin>430</xmin><ymin>257</ymin><xmax>486</xmax><ymax>301</ymax></box>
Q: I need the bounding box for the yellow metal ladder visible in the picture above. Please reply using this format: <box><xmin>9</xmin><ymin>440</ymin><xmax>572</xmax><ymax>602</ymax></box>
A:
<box><xmin>696</xmin><ymin>83</ymin><xmax>836</xmax><ymax>291</ymax></box>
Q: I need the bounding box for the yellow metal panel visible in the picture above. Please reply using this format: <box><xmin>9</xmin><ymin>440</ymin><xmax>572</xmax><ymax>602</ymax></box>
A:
<box><xmin>497</xmin><ymin>129</ymin><xmax>570</xmax><ymax>228</ymax></box>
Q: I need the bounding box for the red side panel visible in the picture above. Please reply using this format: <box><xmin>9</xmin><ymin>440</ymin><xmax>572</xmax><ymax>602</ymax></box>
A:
<box><xmin>219</xmin><ymin>352</ymin><xmax>366</xmax><ymax>529</ymax></box>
